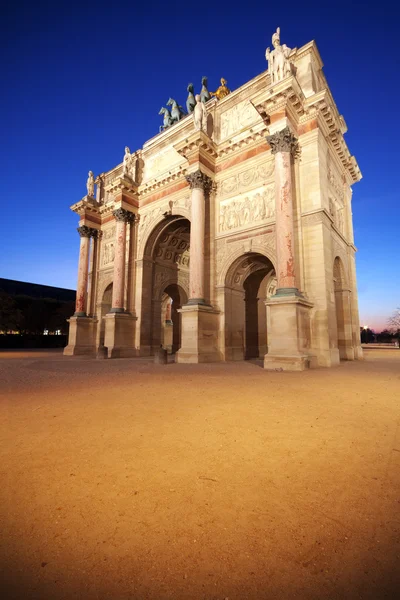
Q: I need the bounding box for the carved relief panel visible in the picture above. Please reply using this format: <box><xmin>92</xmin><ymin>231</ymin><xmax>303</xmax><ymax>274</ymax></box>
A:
<box><xmin>219</xmin><ymin>185</ymin><xmax>275</xmax><ymax>233</ymax></box>
<box><xmin>219</xmin><ymin>99</ymin><xmax>261</xmax><ymax>142</ymax></box>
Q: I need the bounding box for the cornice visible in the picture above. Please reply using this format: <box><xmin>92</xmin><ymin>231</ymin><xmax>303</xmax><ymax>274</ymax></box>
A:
<box><xmin>70</xmin><ymin>195</ymin><xmax>99</xmax><ymax>216</ymax></box>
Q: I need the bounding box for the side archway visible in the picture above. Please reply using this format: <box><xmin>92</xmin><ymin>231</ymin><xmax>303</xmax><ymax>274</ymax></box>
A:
<box><xmin>221</xmin><ymin>252</ymin><xmax>276</xmax><ymax>360</ymax></box>
<box><xmin>333</xmin><ymin>256</ymin><xmax>354</xmax><ymax>360</ymax></box>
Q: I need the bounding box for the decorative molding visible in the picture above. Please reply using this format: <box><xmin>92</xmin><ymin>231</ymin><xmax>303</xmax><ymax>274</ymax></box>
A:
<box><xmin>218</xmin><ymin>160</ymin><xmax>274</xmax><ymax>199</ymax></box>
<box><xmin>267</xmin><ymin>126</ymin><xmax>299</xmax><ymax>156</ymax></box>
<box><xmin>185</xmin><ymin>170</ymin><xmax>213</xmax><ymax>193</ymax></box>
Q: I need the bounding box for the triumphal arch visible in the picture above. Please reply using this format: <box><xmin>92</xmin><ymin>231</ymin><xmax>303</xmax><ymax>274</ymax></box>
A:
<box><xmin>64</xmin><ymin>28</ymin><xmax>363</xmax><ymax>370</ymax></box>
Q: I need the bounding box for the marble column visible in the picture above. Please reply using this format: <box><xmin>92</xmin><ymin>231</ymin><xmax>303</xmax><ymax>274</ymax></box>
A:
<box><xmin>110</xmin><ymin>208</ymin><xmax>135</xmax><ymax>313</ymax></box>
<box><xmin>75</xmin><ymin>226</ymin><xmax>96</xmax><ymax>316</ymax></box>
<box><xmin>267</xmin><ymin>126</ymin><xmax>300</xmax><ymax>296</ymax></box>
<box><xmin>185</xmin><ymin>170</ymin><xmax>212</xmax><ymax>305</ymax></box>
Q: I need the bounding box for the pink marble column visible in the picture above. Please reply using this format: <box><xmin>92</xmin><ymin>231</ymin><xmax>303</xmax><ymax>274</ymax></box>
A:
<box><xmin>267</xmin><ymin>127</ymin><xmax>300</xmax><ymax>295</ymax></box>
<box><xmin>110</xmin><ymin>208</ymin><xmax>135</xmax><ymax>313</ymax></box>
<box><xmin>75</xmin><ymin>226</ymin><xmax>95</xmax><ymax>316</ymax></box>
<box><xmin>185</xmin><ymin>170</ymin><xmax>212</xmax><ymax>304</ymax></box>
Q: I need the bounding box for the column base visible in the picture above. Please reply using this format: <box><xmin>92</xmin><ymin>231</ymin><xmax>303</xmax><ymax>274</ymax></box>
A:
<box><xmin>264</xmin><ymin>293</ymin><xmax>314</xmax><ymax>372</ymax></box>
<box><xmin>64</xmin><ymin>316</ymin><xmax>97</xmax><ymax>356</ymax></box>
<box><xmin>354</xmin><ymin>345</ymin><xmax>364</xmax><ymax>360</ymax></box>
<box><xmin>104</xmin><ymin>312</ymin><xmax>138</xmax><ymax>358</ymax></box>
<box><xmin>176</xmin><ymin>304</ymin><xmax>222</xmax><ymax>364</ymax></box>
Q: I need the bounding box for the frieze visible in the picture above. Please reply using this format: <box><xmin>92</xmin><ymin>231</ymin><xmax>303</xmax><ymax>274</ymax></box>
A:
<box><xmin>220</xmin><ymin>99</ymin><xmax>260</xmax><ymax>142</ymax></box>
<box><xmin>102</xmin><ymin>242</ymin><xmax>115</xmax><ymax>266</ymax></box>
<box><xmin>103</xmin><ymin>226</ymin><xmax>116</xmax><ymax>241</ymax></box>
<box><xmin>219</xmin><ymin>160</ymin><xmax>274</xmax><ymax>199</ymax></box>
<box><xmin>219</xmin><ymin>185</ymin><xmax>275</xmax><ymax>232</ymax></box>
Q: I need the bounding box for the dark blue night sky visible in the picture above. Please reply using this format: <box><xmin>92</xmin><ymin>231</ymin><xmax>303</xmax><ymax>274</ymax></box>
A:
<box><xmin>1</xmin><ymin>0</ymin><xmax>398</xmax><ymax>330</ymax></box>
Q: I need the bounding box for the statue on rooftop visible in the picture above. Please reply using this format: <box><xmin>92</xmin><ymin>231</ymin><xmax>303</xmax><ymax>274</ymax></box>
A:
<box><xmin>194</xmin><ymin>94</ymin><xmax>207</xmax><ymax>132</ymax></box>
<box><xmin>159</xmin><ymin>107</ymin><xmax>173</xmax><ymax>132</ymax></box>
<box><xmin>186</xmin><ymin>83</ymin><xmax>196</xmax><ymax>114</ymax></box>
<box><xmin>200</xmin><ymin>76</ymin><xmax>211</xmax><ymax>103</ymax></box>
<box><xmin>210</xmin><ymin>78</ymin><xmax>231</xmax><ymax>100</ymax></box>
<box><xmin>265</xmin><ymin>27</ymin><xmax>292</xmax><ymax>83</ymax></box>
<box><xmin>123</xmin><ymin>146</ymin><xmax>134</xmax><ymax>178</ymax></box>
<box><xmin>86</xmin><ymin>171</ymin><xmax>95</xmax><ymax>197</ymax></box>
<box><xmin>166</xmin><ymin>97</ymin><xmax>186</xmax><ymax>124</ymax></box>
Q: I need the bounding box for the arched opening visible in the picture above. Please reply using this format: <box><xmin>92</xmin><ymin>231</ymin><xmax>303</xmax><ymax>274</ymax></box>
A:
<box><xmin>98</xmin><ymin>283</ymin><xmax>113</xmax><ymax>346</ymax></box>
<box><xmin>140</xmin><ymin>216</ymin><xmax>190</xmax><ymax>355</ymax></box>
<box><xmin>333</xmin><ymin>256</ymin><xmax>354</xmax><ymax>360</ymax></box>
<box><xmin>224</xmin><ymin>252</ymin><xmax>276</xmax><ymax>360</ymax></box>
<box><xmin>161</xmin><ymin>284</ymin><xmax>188</xmax><ymax>354</ymax></box>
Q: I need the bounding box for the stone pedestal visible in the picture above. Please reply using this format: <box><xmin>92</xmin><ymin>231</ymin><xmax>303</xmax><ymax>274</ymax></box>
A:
<box><xmin>104</xmin><ymin>312</ymin><xmax>137</xmax><ymax>358</ymax></box>
<box><xmin>63</xmin><ymin>317</ymin><xmax>97</xmax><ymax>356</ymax></box>
<box><xmin>163</xmin><ymin>322</ymin><xmax>173</xmax><ymax>354</ymax></box>
<box><xmin>176</xmin><ymin>304</ymin><xmax>221</xmax><ymax>363</ymax></box>
<box><xmin>264</xmin><ymin>295</ymin><xmax>314</xmax><ymax>371</ymax></box>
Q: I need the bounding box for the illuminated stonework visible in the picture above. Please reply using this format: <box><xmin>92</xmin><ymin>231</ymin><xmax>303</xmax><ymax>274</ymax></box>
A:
<box><xmin>64</xmin><ymin>30</ymin><xmax>363</xmax><ymax>369</ymax></box>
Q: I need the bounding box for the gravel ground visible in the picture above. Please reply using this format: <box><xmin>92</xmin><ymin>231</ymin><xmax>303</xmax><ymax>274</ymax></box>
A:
<box><xmin>1</xmin><ymin>349</ymin><xmax>399</xmax><ymax>600</ymax></box>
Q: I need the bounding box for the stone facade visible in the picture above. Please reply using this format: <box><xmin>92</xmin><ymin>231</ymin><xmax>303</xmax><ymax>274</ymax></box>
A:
<box><xmin>64</xmin><ymin>33</ymin><xmax>363</xmax><ymax>370</ymax></box>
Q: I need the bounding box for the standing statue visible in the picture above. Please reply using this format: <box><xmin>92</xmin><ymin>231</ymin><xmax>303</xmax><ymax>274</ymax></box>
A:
<box><xmin>123</xmin><ymin>146</ymin><xmax>132</xmax><ymax>178</ymax></box>
<box><xmin>166</xmin><ymin>98</ymin><xmax>186</xmax><ymax>123</ymax></box>
<box><xmin>210</xmin><ymin>78</ymin><xmax>231</xmax><ymax>100</ymax></box>
<box><xmin>200</xmin><ymin>76</ymin><xmax>211</xmax><ymax>103</ymax></box>
<box><xmin>186</xmin><ymin>83</ymin><xmax>196</xmax><ymax>114</ymax></box>
<box><xmin>193</xmin><ymin>94</ymin><xmax>207</xmax><ymax>132</ymax></box>
<box><xmin>265</xmin><ymin>27</ymin><xmax>292</xmax><ymax>83</ymax></box>
<box><xmin>86</xmin><ymin>171</ymin><xmax>95</xmax><ymax>197</ymax></box>
<box><xmin>159</xmin><ymin>107</ymin><xmax>173</xmax><ymax>132</ymax></box>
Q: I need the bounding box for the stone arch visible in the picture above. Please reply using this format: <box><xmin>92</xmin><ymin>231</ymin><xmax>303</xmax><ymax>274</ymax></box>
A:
<box><xmin>218</xmin><ymin>243</ymin><xmax>276</xmax><ymax>287</ymax></box>
<box><xmin>138</xmin><ymin>210</ymin><xmax>191</xmax><ymax>260</ymax></box>
<box><xmin>221</xmin><ymin>251</ymin><xmax>276</xmax><ymax>360</ymax></box>
<box><xmin>333</xmin><ymin>255</ymin><xmax>354</xmax><ymax>360</ymax></box>
<box><xmin>138</xmin><ymin>215</ymin><xmax>191</xmax><ymax>355</ymax></box>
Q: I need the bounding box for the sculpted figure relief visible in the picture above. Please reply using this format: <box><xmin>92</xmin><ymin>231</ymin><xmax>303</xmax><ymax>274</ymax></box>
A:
<box><xmin>194</xmin><ymin>94</ymin><xmax>207</xmax><ymax>132</ymax></box>
<box><xmin>265</xmin><ymin>27</ymin><xmax>292</xmax><ymax>83</ymax></box>
<box><xmin>86</xmin><ymin>171</ymin><xmax>95</xmax><ymax>197</ymax></box>
<box><xmin>219</xmin><ymin>187</ymin><xmax>275</xmax><ymax>232</ymax></box>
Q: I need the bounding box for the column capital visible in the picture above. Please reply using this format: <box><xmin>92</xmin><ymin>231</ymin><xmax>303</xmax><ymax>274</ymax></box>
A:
<box><xmin>113</xmin><ymin>208</ymin><xmax>135</xmax><ymax>223</ymax></box>
<box><xmin>267</xmin><ymin>126</ymin><xmax>299</xmax><ymax>157</ymax></box>
<box><xmin>185</xmin><ymin>170</ymin><xmax>213</xmax><ymax>193</ymax></box>
<box><xmin>77</xmin><ymin>225</ymin><xmax>98</xmax><ymax>238</ymax></box>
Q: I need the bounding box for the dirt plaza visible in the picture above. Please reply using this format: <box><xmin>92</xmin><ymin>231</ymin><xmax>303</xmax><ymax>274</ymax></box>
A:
<box><xmin>1</xmin><ymin>349</ymin><xmax>399</xmax><ymax>599</ymax></box>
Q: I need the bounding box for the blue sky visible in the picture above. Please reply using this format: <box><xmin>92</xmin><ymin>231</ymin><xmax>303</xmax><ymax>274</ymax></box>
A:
<box><xmin>1</xmin><ymin>0</ymin><xmax>398</xmax><ymax>331</ymax></box>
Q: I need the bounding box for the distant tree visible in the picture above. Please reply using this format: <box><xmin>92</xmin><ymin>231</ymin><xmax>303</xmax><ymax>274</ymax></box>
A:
<box><xmin>376</xmin><ymin>329</ymin><xmax>394</xmax><ymax>343</ymax></box>
<box><xmin>388</xmin><ymin>308</ymin><xmax>400</xmax><ymax>332</ymax></box>
<box><xmin>360</xmin><ymin>327</ymin><xmax>375</xmax><ymax>344</ymax></box>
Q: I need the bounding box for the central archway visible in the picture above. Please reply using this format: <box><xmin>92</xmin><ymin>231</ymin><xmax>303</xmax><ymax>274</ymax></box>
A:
<box><xmin>139</xmin><ymin>216</ymin><xmax>190</xmax><ymax>355</ymax></box>
<box><xmin>223</xmin><ymin>252</ymin><xmax>276</xmax><ymax>360</ymax></box>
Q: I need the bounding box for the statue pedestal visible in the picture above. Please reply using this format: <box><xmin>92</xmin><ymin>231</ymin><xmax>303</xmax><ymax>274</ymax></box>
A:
<box><xmin>176</xmin><ymin>304</ymin><xmax>221</xmax><ymax>364</ymax></box>
<box><xmin>163</xmin><ymin>322</ymin><xmax>173</xmax><ymax>354</ymax></box>
<box><xmin>64</xmin><ymin>316</ymin><xmax>97</xmax><ymax>356</ymax></box>
<box><xmin>104</xmin><ymin>312</ymin><xmax>138</xmax><ymax>358</ymax></box>
<box><xmin>264</xmin><ymin>294</ymin><xmax>314</xmax><ymax>372</ymax></box>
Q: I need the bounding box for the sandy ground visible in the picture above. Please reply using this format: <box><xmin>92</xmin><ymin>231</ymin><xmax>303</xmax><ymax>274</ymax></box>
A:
<box><xmin>0</xmin><ymin>349</ymin><xmax>399</xmax><ymax>600</ymax></box>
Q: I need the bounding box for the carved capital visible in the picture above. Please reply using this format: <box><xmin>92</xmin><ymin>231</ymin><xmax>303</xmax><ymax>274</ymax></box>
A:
<box><xmin>77</xmin><ymin>225</ymin><xmax>98</xmax><ymax>238</ymax></box>
<box><xmin>113</xmin><ymin>208</ymin><xmax>135</xmax><ymax>223</ymax></box>
<box><xmin>267</xmin><ymin>126</ymin><xmax>299</xmax><ymax>157</ymax></box>
<box><xmin>185</xmin><ymin>169</ymin><xmax>213</xmax><ymax>193</ymax></box>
